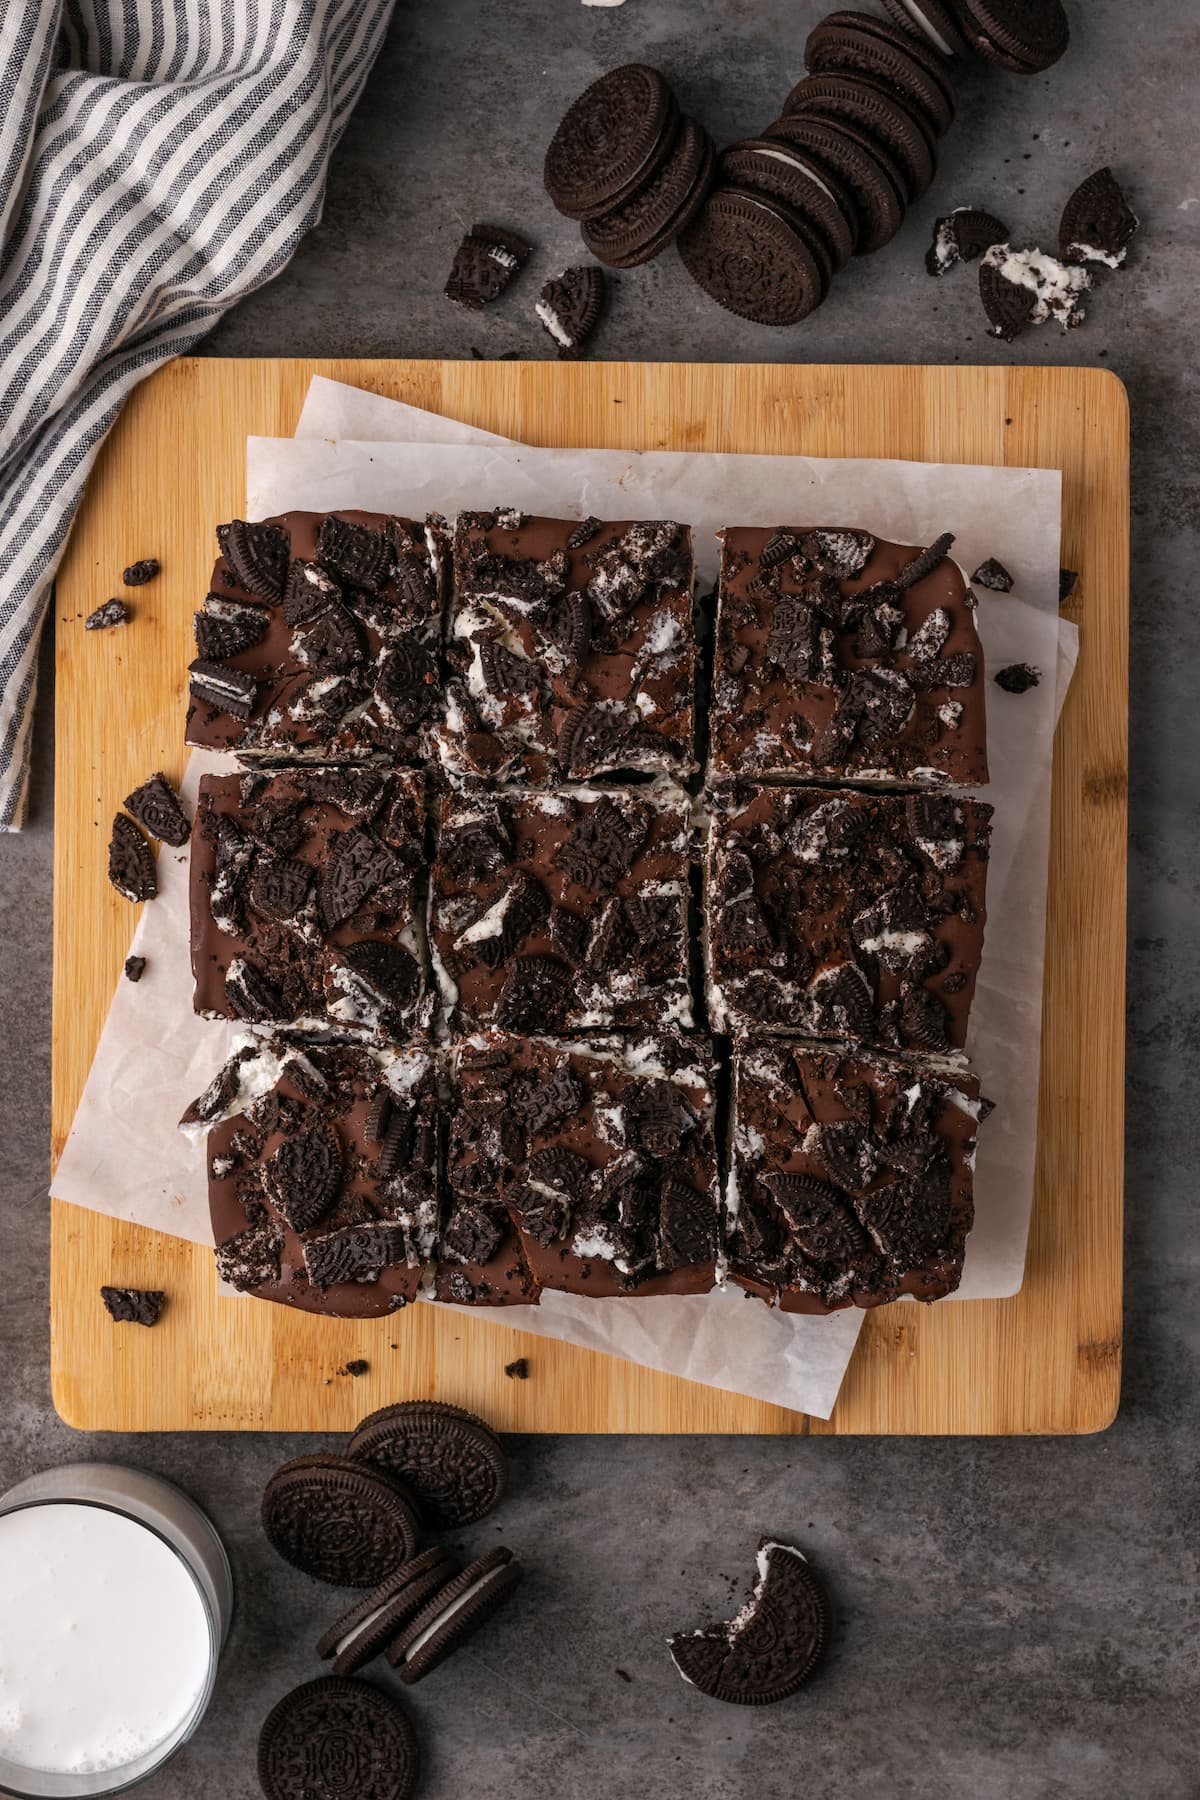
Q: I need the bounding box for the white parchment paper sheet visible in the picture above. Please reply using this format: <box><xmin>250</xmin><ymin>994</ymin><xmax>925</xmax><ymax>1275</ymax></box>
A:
<box><xmin>50</xmin><ymin>373</ymin><xmax>1076</xmax><ymax>1421</ymax></box>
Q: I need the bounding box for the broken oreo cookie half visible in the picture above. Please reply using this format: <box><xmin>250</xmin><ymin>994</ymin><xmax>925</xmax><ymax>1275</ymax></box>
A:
<box><xmin>925</xmin><ymin>207</ymin><xmax>1008</xmax><ymax>276</ymax></box>
<box><xmin>445</xmin><ymin>223</ymin><xmax>532</xmax><ymax>311</ymax></box>
<box><xmin>536</xmin><ymin>265</ymin><xmax>606</xmax><ymax>357</ymax></box>
<box><xmin>1059</xmin><ymin>166</ymin><xmax>1138</xmax><ymax>269</ymax></box>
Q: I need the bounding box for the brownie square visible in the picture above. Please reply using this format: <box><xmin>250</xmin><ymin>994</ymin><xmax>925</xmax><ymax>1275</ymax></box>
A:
<box><xmin>710</xmin><ymin>525</ymin><xmax>988</xmax><ymax>785</ymax></box>
<box><xmin>727</xmin><ymin>1039</ymin><xmax>982</xmax><ymax>1313</ymax></box>
<box><xmin>706</xmin><ymin>785</ymin><xmax>992</xmax><ymax>1055</ymax></box>
<box><xmin>430</xmin><ymin>780</ymin><xmax>694</xmax><ymax>1033</ymax></box>
<box><xmin>438</xmin><ymin>511</ymin><xmax>696</xmax><ymax>782</ymax></box>
<box><xmin>182</xmin><ymin>1035</ymin><xmax>439</xmax><ymax>1318</ymax></box>
<box><xmin>438</xmin><ymin>1031</ymin><xmax>720</xmax><ymax>1304</ymax></box>
<box><xmin>185</xmin><ymin>510</ymin><xmax>446</xmax><ymax>762</ymax></box>
<box><xmin>190</xmin><ymin>767</ymin><xmax>429</xmax><ymax>1036</ymax></box>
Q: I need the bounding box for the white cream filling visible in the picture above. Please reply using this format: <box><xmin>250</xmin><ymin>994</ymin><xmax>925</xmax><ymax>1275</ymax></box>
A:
<box><xmin>402</xmin><ymin>1569</ymin><xmax>501</xmax><ymax>1663</ymax></box>
<box><xmin>534</xmin><ymin>299</ymin><xmax>573</xmax><ymax>347</ymax></box>
<box><xmin>981</xmin><ymin>243</ymin><xmax>1091</xmax><ymax>329</ymax></box>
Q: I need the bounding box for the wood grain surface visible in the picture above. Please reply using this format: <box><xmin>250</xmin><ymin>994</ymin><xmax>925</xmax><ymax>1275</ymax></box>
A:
<box><xmin>49</xmin><ymin>358</ymin><xmax>1128</xmax><ymax>1434</ymax></box>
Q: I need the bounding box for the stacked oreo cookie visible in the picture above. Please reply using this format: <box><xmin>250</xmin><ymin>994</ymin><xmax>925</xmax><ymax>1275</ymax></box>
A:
<box><xmin>676</xmin><ymin>0</ymin><xmax>1069</xmax><ymax>324</ymax></box>
<box><xmin>544</xmin><ymin>64</ymin><xmax>716</xmax><ymax>270</ymax></box>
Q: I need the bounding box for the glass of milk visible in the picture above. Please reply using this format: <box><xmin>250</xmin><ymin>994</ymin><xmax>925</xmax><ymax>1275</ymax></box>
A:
<box><xmin>0</xmin><ymin>1464</ymin><xmax>232</xmax><ymax>1797</ymax></box>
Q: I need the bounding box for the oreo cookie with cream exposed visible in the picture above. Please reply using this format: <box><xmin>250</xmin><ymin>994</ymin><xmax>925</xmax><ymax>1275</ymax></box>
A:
<box><xmin>583</xmin><ymin>115</ymin><xmax>715</xmax><ymax>268</ymax></box>
<box><xmin>718</xmin><ymin>140</ymin><xmax>857</xmax><ymax>270</ymax></box>
<box><xmin>881</xmin><ymin>0</ymin><xmax>969</xmax><ymax>58</ymax></box>
<box><xmin>261</xmin><ymin>1453</ymin><xmax>420</xmax><ymax>1588</ymax></box>
<box><xmin>544</xmin><ymin>64</ymin><xmax>678</xmax><ymax>222</ymax></box>
<box><xmin>677</xmin><ymin>187</ymin><xmax>829</xmax><ymax>327</ymax></box>
<box><xmin>979</xmin><ymin>242</ymin><xmax>1090</xmax><ymax>340</ymax></box>
<box><xmin>258</xmin><ymin>1678</ymin><xmax>419</xmax><ymax>1800</ymax></box>
<box><xmin>765</xmin><ymin>113</ymin><xmax>906</xmax><ymax>254</ymax></box>
<box><xmin>925</xmin><ymin>207</ymin><xmax>1008</xmax><ymax>276</ymax></box>
<box><xmin>955</xmin><ymin>0</ymin><xmax>1069</xmax><ymax>73</ymax></box>
<box><xmin>317</xmin><ymin>1547</ymin><xmax>457</xmax><ymax>1675</ymax></box>
<box><xmin>783</xmin><ymin>71</ymin><xmax>936</xmax><ymax>203</ymax></box>
<box><xmin>536</xmin><ymin>266</ymin><xmax>606</xmax><ymax>357</ymax></box>
<box><xmin>386</xmin><ymin>1547</ymin><xmax>522</xmax><ymax>1683</ymax></box>
<box><xmin>805</xmin><ymin>11</ymin><xmax>956</xmax><ymax>136</ymax></box>
<box><xmin>669</xmin><ymin>1539</ymin><xmax>831</xmax><ymax>1705</ymax></box>
<box><xmin>1059</xmin><ymin>167</ymin><xmax>1138</xmax><ymax>269</ymax></box>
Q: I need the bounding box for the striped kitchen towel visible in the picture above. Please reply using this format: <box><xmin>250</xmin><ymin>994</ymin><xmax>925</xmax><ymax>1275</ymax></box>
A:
<box><xmin>0</xmin><ymin>0</ymin><xmax>397</xmax><ymax>831</ymax></box>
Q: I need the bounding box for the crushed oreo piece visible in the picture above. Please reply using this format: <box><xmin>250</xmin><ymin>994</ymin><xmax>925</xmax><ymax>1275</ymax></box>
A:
<box><xmin>1059</xmin><ymin>167</ymin><xmax>1138</xmax><ymax>268</ymax></box>
<box><xmin>122</xmin><ymin>558</ymin><xmax>160</xmax><ymax>586</ymax></box>
<box><xmin>224</xmin><ymin>955</ymin><xmax>283</xmax><ymax>1024</ymax></box>
<box><xmin>979</xmin><ymin>244</ymin><xmax>1090</xmax><ymax>341</ymax></box>
<box><xmin>895</xmin><ymin>533</ymin><xmax>955</xmax><ymax>591</ymax></box>
<box><xmin>100</xmin><ymin>1286</ymin><xmax>165</xmax><ymax>1326</ymax></box>
<box><xmin>108</xmin><ymin>814</ymin><xmax>157</xmax><ymax>902</ymax></box>
<box><xmin>124</xmin><ymin>954</ymin><xmax>147</xmax><ymax>983</ymax></box>
<box><xmin>552</xmin><ymin>795</ymin><xmax>649</xmax><ymax>892</ymax></box>
<box><xmin>216</xmin><ymin>519</ymin><xmax>289</xmax><ymax>599</ymax></box>
<box><xmin>215</xmin><ymin>1219</ymin><xmax>284</xmax><ymax>1292</ymax></box>
<box><xmin>365</xmin><ymin>1090</ymin><xmax>393</xmax><ymax>1144</ymax></box>
<box><xmin>124</xmin><ymin>771</ymin><xmax>189</xmax><ymax>847</ymax></box>
<box><xmin>994</xmin><ymin>662</ymin><xmax>1041</xmax><ymax>694</ymax></box>
<box><xmin>495</xmin><ymin>955</ymin><xmax>572</xmax><ymax>1031</ymax></box>
<box><xmin>565</xmin><ymin>516</ymin><xmax>603</xmax><ymax>550</ymax></box>
<box><xmin>971</xmin><ymin>557</ymin><xmax>1013</xmax><ymax>592</ymax></box>
<box><xmin>84</xmin><ymin>599</ymin><xmax>129</xmax><ymax>630</ymax></box>
<box><xmin>801</xmin><ymin>529</ymin><xmax>874</xmax><ymax>579</ymax></box>
<box><xmin>1059</xmin><ymin>568</ymin><xmax>1078</xmax><ymax>602</ymax></box>
<box><xmin>317</xmin><ymin>517</ymin><xmax>394</xmax><ymax>593</ymax></box>
<box><xmin>194</xmin><ymin>600</ymin><xmax>268</xmax><ymax>660</ymax></box>
<box><xmin>265</xmin><ymin>1123</ymin><xmax>343</xmax><ymax>1231</ymax></box>
<box><xmin>188</xmin><ymin>657</ymin><xmax>257</xmax><ymax>720</ymax></box>
<box><xmin>443</xmin><ymin>1202</ymin><xmax>504</xmax><ymax>1266</ymax></box>
<box><xmin>504</xmin><ymin>1358</ymin><xmax>530</xmax><ymax>1379</ymax></box>
<box><xmin>304</xmin><ymin>1224</ymin><xmax>407</xmax><ymax>1287</ymax></box>
<box><xmin>445</xmin><ymin>223</ymin><xmax>532</xmax><ymax>310</ymax></box>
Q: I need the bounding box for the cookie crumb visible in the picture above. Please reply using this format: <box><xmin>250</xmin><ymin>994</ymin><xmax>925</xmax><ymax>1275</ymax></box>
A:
<box><xmin>615</xmin><ymin>1667</ymin><xmax>633</xmax><ymax>1683</ymax></box>
<box><xmin>124</xmin><ymin>955</ymin><xmax>147</xmax><ymax>983</ymax></box>
<box><xmin>342</xmin><ymin>1359</ymin><xmax>370</xmax><ymax>1377</ymax></box>
<box><xmin>122</xmin><ymin>558</ymin><xmax>160</xmax><ymax>586</ymax></box>
<box><xmin>994</xmin><ymin>663</ymin><xmax>1041</xmax><ymax>694</ymax></box>
<box><xmin>1059</xmin><ymin>568</ymin><xmax>1078</xmax><ymax>602</ymax></box>
<box><xmin>85</xmin><ymin>599</ymin><xmax>129</xmax><ymax>630</ymax></box>
<box><xmin>101</xmin><ymin>1286</ymin><xmax>165</xmax><ymax>1326</ymax></box>
<box><xmin>504</xmin><ymin>1358</ymin><xmax>530</xmax><ymax>1380</ymax></box>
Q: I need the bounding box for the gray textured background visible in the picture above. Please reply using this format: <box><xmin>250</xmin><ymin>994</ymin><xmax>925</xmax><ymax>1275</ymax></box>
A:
<box><xmin>3</xmin><ymin>0</ymin><xmax>1197</xmax><ymax>1793</ymax></box>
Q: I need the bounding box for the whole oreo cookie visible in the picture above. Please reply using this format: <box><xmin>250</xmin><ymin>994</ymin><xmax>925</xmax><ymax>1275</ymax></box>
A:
<box><xmin>765</xmin><ymin>113</ymin><xmax>906</xmax><ymax>254</ymax></box>
<box><xmin>544</xmin><ymin>64</ymin><xmax>678</xmax><ymax>222</ymax></box>
<box><xmin>880</xmin><ymin>0</ymin><xmax>969</xmax><ymax>58</ymax></box>
<box><xmin>317</xmin><ymin>1547</ymin><xmax>457</xmax><ymax>1675</ymax></box>
<box><xmin>262</xmin><ymin>1454</ymin><xmax>420</xmax><ymax>1588</ymax></box>
<box><xmin>718</xmin><ymin>140</ymin><xmax>857</xmax><ymax>270</ymax></box>
<box><xmin>668</xmin><ymin>1539</ymin><xmax>830</xmax><ymax>1706</ymax></box>
<box><xmin>349</xmin><ymin>1400</ymin><xmax>506</xmax><ymax>1526</ymax></box>
<box><xmin>783</xmin><ymin>71</ymin><xmax>936</xmax><ymax>202</ymax></box>
<box><xmin>258</xmin><ymin>1677</ymin><xmax>419</xmax><ymax>1800</ymax></box>
<box><xmin>386</xmin><ymin>1547</ymin><xmax>522</xmax><ymax>1684</ymax></box>
<box><xmin>805</xmin><ymin>11</ymin><xmax>956</xmax><ymax>135</ymax></box>
<box><xmin>955</xmin><ymin>0</ymin><xmax>1069</xmax><ymax>72</ymax></box>
<box><xmin>583</xmin><ymin>115</ymin><xmax>715</xmax><ymax>268</ymax></box>
<box><xmin>677</xmin><ymin>187</ymin><xmax>829</xmax><ymax>327</ymax></box>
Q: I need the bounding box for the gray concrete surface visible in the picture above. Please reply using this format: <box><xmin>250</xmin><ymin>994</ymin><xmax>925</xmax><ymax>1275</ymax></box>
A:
<box><xmin>2</xmin><ymin>0</ymin><xmax>1198</xmax><ymax>1793</ymax></box>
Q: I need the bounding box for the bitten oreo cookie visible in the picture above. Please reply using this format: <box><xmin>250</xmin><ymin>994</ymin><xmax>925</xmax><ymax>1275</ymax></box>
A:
<box><xmin>445</xmin><ymin>224</ymin><xmax>531</xmax><ymax>310</ymax></box>
<box><xmin>765</xmin><ymin>113</ymin><xmax>905</xmax><ymax>254</ymax></box>
<box><xmin>544</xmin><ymin>64</ymin><xmax>677</xmax><ymax>222</ymax></box>
<box><xmin>677</xmin><ymin>188</ymin><xmax>828</xmax><ymax>327</ymax></box>
<box><xmin>108</xmin><ymin>813</ymin><xmax>157</xmax><ymax>902</ymax></box>
<box><xmin>1059</xmin><ymin>167</ymin><xmax>1138</xmax><ymax>269</ymax></box>
<box><xmin>668</xmin><ymin>1539</ymin><xmax>830</xmax><ymax>1706</ymax></box>
<box><xmin>955</xmin><ymin>0</ymin><xmax>1069</xmax><ymax>73</ymax></box>
<box><xmin>387</xmin><ymin>1547</ymin><xmax>522</xmax><ymax>1684</ymax></box>
<box><xmin>925</xmin><ymin>206</ymin><xmax>1008</xmax><ymax>275</ymax></box>
<box><xmin>718</xmin><ymin>140</ymin><xmax>857</xmax><ymax>270</ymax></box>
<box><xmin>583</xmin><ymin>116</ymin><xmax>714</xmax><ymax>268</ymax></box>
<box><xmin>317</xmin><ymin>1547</ymin><xmax>457</xmax><ymax>1676</ymax></box>
<box><xmin>258</xmin><ymin>1678</ymin><xmax>419</xmax><ymax>1800</ymax></box>
<box><xmin>262</xmin><ymin>1454</ymin><xmax>420</xmax><ymax>1588</ymax></box>
<box><xmin>783</xmin><ymin>72</ymin><xmax>935</xmax><ymax>203</ymax></box>
<box><xmin>349</xmin><ymin>1401</ymin><xmax>506</xmax><ymax>1526</ymax></box>
<box><xmin>805</xmin><ymin>11</ymin><xmax>956</xmax><ymax>136</ymax></box>
<box><xmin>880</xmin><ymin>0</ymin><xmax>968</xmax><ymax>59</ymax></box>
<box><xmin>536</xmin><ymin>266</ymin><xmax>606</xmax><ymax>356</ymax></box>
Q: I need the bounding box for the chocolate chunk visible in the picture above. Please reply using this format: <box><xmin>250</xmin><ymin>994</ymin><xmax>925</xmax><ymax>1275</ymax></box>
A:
<box><xmin>304</xmin><ymin>1224</ymin><xmax>408</xmax><ymax>1287</ymax></box>
<box><xmin>994</xmin><ymin>662</ymin><xmax>1040</xmax><ymax>694</ymax></box>
<box><xmin>188</xmin><ymin>657</ymin><xmax>257</xmax><ymax>720</ymax></box>
<box><xmin>85</xmin><ymin>599</ymin><xmax>129</xmax><ymax>630</ymax></box>
<box><xmin>108</xmin><ymin>814</ymin><xmax>157</xmax><ymax>902</ymax></box>
<box><xmin>445</xmin><ymin>223</ymin><xmax>532</xmax><ymax>309</ymax></box>
<box><xmin>124</xmin><ymin>954</ymin><xmax>147</xmax><ymax>983</ymax></box>
<box><xmin>124</xmin><ymin>771</ymin><xmax>189</xmax><ymax>847</ymax></box>
<box><xmin>1059</xmin><ymin>166</ymin><xmax>1138</xmax><ymax>268</ymax></box>
<box><xmin>971</xmin><ymin>557</ymin><xmax>1014</xmax><ymax>592</ymax></box>
<box><xmin>216</xmin><ymin>519</ymin><xmax>289</xmax><ymax>599</ymax></box>
<box><xmin>265</xmin><ymin>1123</ymin><xmax>343</xmax><ymax>1231</ymax></box>
<box><xmin>121</xmin><ymin>558</ymin><xmax>160</xmax><ymax>586</ymax></box>
<box><xmin>100</xmin><ymin>1286</ymin><xmax>165</xmax><ymax>1326</ymax></box>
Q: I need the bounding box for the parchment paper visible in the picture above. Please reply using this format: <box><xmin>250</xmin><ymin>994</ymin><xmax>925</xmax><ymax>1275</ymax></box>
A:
<box><xmin>51</xmin><ymin>375</ymin><xmax>1076</xmax><ymax>1421</ymax></box>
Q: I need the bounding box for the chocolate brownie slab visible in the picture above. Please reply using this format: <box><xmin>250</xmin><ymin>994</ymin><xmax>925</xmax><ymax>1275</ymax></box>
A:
<box><xmin>430</xmin><ymin>781</ymin><xmax>694</xmax><ymax>1033</ymax></box>
<box><xmin>439</xmin><ymin>511</ymin><xmax>696</xmax><ymax>783</ymax></box>
<box><xmin>706</xmin><ymin>784</ymin><xmax>991</xmax><ymax>1055</ymax></box>
<box><xmin>710</xmin><ymin>526</ymin><xmax>987</xmax><ymax>785</ymax></box>
<box><xmin>182</xmin><ymin>1034</ymin><xmax>439</xmax><ymax>1318</ymax></box>
<box><xmin>186</xmin><ymin>510</ymin><xmax>446</xmax><ymax>762</ymax></box>
<box><xmin>727</xmin><ymin>1039</ymin><xmax>982</xmax><ymax>1312</ymax></box>
<box><xmin>443</xmin><ymin>1031</ymin><xmax>720</xmax><ymax>1301</ymax></box>
<box><xmin>190</xmin><ymin>767</ymin><xmax>429</xmax><ymax>1035</ymax></box>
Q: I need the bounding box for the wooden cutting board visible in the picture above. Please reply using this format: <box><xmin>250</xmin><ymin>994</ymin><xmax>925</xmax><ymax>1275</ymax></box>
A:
<box><xmin>50</xmin><ymin>358</ymin><xmax>1127</xmax><ymax>1434</ymax></box>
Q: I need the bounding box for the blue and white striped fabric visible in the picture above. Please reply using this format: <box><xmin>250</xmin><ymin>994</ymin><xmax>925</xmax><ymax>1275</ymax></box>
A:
<box><xmin>0</xmin><ymin>0</ymin><xmax>396</xmax><ymax>830</ymax></box>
